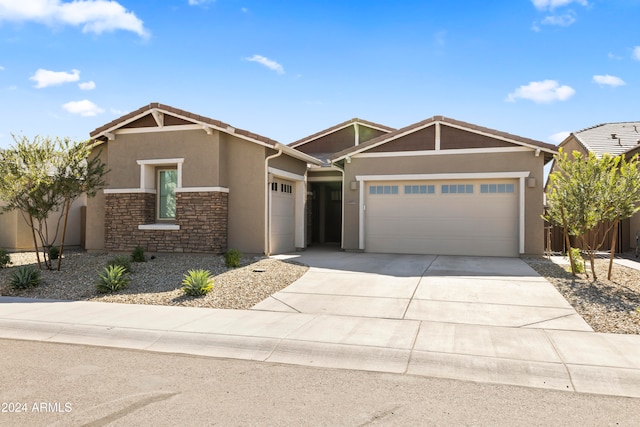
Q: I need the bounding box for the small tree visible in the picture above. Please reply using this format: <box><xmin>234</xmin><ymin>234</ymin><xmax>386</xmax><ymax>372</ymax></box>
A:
<box><xmin>0</xmin><ymin>135</ymin><xmax>107</xmax><ymax>270</ymax></box>
<box><xmin>545</xmin><ymin>149</ymin><xmax>640</xmax><ymax>280</ymax></box>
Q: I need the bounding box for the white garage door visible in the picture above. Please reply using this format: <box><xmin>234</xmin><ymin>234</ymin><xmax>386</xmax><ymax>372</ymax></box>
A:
<box><xmin>365</xmin><ymin>180</ymin><xmax>519</xmax><ymax>257</ymax></box>
<box><xmin>270</xmin><ymin>178</ymin><xmax>296</xmax><ymax>254</ymax></box>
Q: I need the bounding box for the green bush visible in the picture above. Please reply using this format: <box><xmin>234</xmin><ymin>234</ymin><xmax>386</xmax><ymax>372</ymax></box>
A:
<box><xmin>49</xmin><ymin>246</ymin><xmax>60</xmax><ymax>261</ymax></box>
<box><xmin>0</xmin><ymin>249</ymin><xmax>11</xmax><ymax>269</ymax></box>
<box><xmin>96</xmin><ymin>265</ymin><xmax>130</xmax><ymax>293</ymax></box>
<box><xmin>568</xmin><ymin>247</ymin><xmax>585</xmax><ymax>274</ymax></box>
<box><xmin>131</xmin><ymin>246</ymin><xmax>146</xmax><ymax>263</ymax></box>
<box><xmin>224</xmin><ymin>249</ymin><xmax>242</xmax><ymax>268</ymax></box>
<box><xmin>10</xmin><ymin>266</ymin><xmax>41</xmax><ymax>289</ymax></box>
<box><xmin>106</xmin><ymin>255</ymin><xmax>132</xmax><ymax>273</ymax></box>
<box><xmin>182</xmin><ymin>269</ymin><xmax>214</xmax><ymax>296</ymax></box>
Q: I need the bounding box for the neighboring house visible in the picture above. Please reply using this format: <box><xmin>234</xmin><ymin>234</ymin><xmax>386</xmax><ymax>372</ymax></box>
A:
<box><xmin>549</xmin><ymin>121</ymin><xmax>640</xmax><ymax>252</ymax></box>
<box><xmin>85</xmin><ymin>103</ymin><xmax>322</xmax><ymax>255</ymax></box>
<box><xmin>295</xmin><ymin>116</ymin><xmax>556</xmax><ymax>257</ymax></box>
<box><xmin>85</xmin><ymin>103</ymin><xmax>556</xmax><ymax>257</ymax></box>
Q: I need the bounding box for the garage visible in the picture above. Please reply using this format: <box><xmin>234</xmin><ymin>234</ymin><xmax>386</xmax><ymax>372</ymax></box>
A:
<box><xmin>270</xmin><ymin>178</ymin><xmax>296</xmax><ymax>254</ymax></box>
<box><xmin>364</xmin><ymin>179</ymin><xmax>519</xmax><ymax>257</ymax></box>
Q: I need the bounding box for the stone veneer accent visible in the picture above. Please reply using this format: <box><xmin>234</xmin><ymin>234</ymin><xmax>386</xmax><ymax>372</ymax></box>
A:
<box><xmin>104</xmin><ymin>191</ymin><xmax>228</xmax><ymax>253</ymax></box>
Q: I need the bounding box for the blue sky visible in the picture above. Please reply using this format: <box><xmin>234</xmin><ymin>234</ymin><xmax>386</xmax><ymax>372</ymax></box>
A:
<box><xmin>1</xmin><ymin>0</ymin><xmax>639</xmax><ymax>150</ymax></box>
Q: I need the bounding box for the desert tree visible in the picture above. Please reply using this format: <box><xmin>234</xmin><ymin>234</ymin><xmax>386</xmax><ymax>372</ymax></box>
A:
<box><xmin>544</xmin><ymin>149</ymin><xmax>640</xmax><ymax>280</ymax></box>
<box><xmin>0</xmin><ymin>135</ymin><xmax>107</xmax><ymax>270</ymax></box>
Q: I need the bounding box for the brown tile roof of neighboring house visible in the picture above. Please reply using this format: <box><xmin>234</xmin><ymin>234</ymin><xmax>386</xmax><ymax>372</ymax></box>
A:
<box><xmin>567</xmin><ymin>121</ymin><xmax>640</xmax><ymax>158</ymax></box>
<box><xmin>90</xmin><ymin>102</ymin><xmax>281</xmax><ymax>146</ymax></box>
<box><xmin>288</xmin><ymin>118</ymin><xmax>395</xmax><ymax>148</ymax></box>
<box><xmin>330</xmin><ymin>115</ymin><xmax>557</xmax><ymax>161</ymax></box>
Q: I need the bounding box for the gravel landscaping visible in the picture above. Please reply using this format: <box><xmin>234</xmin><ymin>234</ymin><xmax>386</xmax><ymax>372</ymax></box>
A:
<box><xmin>1</xmin><ymin>249</ymin><xmax>638</xmax><ymax>335</ymax></box>
<box><xmin>0</xmin><ymin>250</ymin><xmax>308</xmax><ymax>310</ymax></box>
<box><xmin>524</xmin><ymin>255</ymin><xmax>640</xmax><ymax>335</ymax></box>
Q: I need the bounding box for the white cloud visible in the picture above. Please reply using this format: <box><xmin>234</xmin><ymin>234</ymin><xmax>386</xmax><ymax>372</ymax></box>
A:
<box><xmin>531</xmin><ymin>0</ymin><xmax>588</xmax><ymax>11</ymax></box>
<box><xmin>62</xmin><ymin>99</ymin><xmax>104</xmax><ymax>116</ymax></box>
<box><xmin>188</xmin><ymin>0</ymin><xmax>214</xmax><ymax>5</ymax></box>
<box><xmin>78</xmin><ymin>80</ymin><xmax>96</xmax><ymax>90</ymax></box>
<box><xmin>110</xmin><ymin>108</ymin><xmax>128</xmax><ymax>115</ymax></box>
<box><xmin>0</xmin><ymin>0</ymin><xmax>149</xmax><ymax>38</ymax></box>
<box><xmin>593</xmin><ymin>74</ymin><xmax>626</xmax><ymax>87</ymax></box>
<box><xmin>633</xmin><ymin>46</ymin><xmax>640</xmax><ymax>61</ymax></box>
<box><xmin>0</xmin><ymin>65</ymin><xmax>4</xmax><ymax>71</ymax></box>
<box><xmin>245</xmin><ymin>54</ymin><xmax>285</xmax><ymax>74</ymax></box>
<box><xmin>608</xmin><ymin>52</ymin><xmax>622</xmax><ymax>60</ymax></box>
<box><xmin>549</xmin><ymin>131</ymin><xmax>571</xmax><ymax>143</ymax></box>
<box><xmin>30</xmin><ymin>68</ymin><xmax>80</xmax><ymax>88</ymax></box>
<box><xmin>541</xmin><ymin>14</ymin><xmax>575</xmax><ymax>26</ymax></box>
<box><xmin>241</xmin><ymin>7</ymin><xmax>249</xmax><ymax>13</ymax></box>
<box><xmin>506</xmin><ymin>80</ymin><xmax>575</xmax><ymax>103</ymax></box>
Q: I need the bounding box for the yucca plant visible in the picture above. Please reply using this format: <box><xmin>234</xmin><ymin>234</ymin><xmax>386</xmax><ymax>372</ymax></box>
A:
<box><xmin>10</xmin><ymin>266</ymin><xmax>41</xmax><ymax>289</ymax></box>
<box><xmin>181</xmin><ymin>269</ymin><xmax>214</xmax><ymax>296</ymax></box>
<box><xmin>106</xmin><ymin>255</ymin><xmax>132</xmax><ymax>273</ymax></box>
<box><xmin>96</xmin><ymin>265</ymin><xmax>130</xmax><ymax>294</ymax></box>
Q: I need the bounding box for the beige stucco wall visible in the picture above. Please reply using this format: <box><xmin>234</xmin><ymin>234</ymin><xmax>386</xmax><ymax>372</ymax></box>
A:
<box><xmin>0</xmin><ymin>198</ymin><xmax>85</xmax><ymax>251</ymax></box>
<box><xmin>223</xmin><ymin>134</ymin><xmax>266</xmax><ymax>253</ymax></box>
<box><xmin>269</xmin><ymin>150</ymin><xmax>308</xmax><ymax>177</ymax></box>
<box><xmin>106</xmin><ymin>130</ymin><xmax>221</xmax><ymax>189</ymax></box>
<box><xmin>341</xmin><ymin>150</ymin><xmax>547</xmax><ymax>255</ymax></box>
<box><xmin>85</xmin><ymin>146</ymin><xmax>108</xmax><ymax>251</ymax></box>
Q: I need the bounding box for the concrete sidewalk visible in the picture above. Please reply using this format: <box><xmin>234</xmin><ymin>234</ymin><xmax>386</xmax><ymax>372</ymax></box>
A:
<box><xmin>1</xmin><ymin>252</ymin><xmax>640</xmax><ymax>399</ymax></box>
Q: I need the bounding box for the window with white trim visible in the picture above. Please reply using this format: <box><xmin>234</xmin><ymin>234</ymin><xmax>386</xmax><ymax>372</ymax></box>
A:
<box><xmin>157</xmin><ymin>168</ymin><xmax>177</xmax><ymax>220</ymax></box>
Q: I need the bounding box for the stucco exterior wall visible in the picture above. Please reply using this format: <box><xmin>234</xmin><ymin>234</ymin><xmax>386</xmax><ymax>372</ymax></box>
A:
<box><xmin>223</xmin><ymin>134</ymin><xmax>267</xmax><ymax>253</ymax></box>
<box><xmin>85</xmin><ymin>147</ymin><xmax>108</xmax><ymax>251</ymax></box>
<box><xmin>0</xmin><ymin>198</ymin><xmax>85</xmax><ymax>251</ymax></box>
<box><xmin>341</xmin><ymin>150</ymin><xmax>546</xmax><ymax>255</ymax></box>
<box><xmin>106</xmin><ymin>130</ymin><xmax>220</xmax><ymax>189</ymax></box>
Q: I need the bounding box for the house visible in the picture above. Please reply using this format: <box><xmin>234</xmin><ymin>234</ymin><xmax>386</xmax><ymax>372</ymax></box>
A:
<box><xmin>84</xmin><ymin>103</ymin><xmax>556</xmax><ymax>257</ymax></box>
<box><xmin>295</xmin><ymin>116</ymin><xmax>556</xmax><ymax>257</ymax></box>
<box><xmin>85</xmin><ymin>103</ymin><xmax>322</xmax><ymax>255</ymax></box>
<box><xmin>549</xmin><ymin>121</ymin><xmax>640</xmax><ymax>252</ymax></box>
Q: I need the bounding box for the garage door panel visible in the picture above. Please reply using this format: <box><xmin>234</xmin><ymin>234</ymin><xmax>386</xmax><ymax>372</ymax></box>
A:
<box><xmin>365</xmin><ymin>180</ymin><xmax>518</xmax><ymax>257</ymax></box>
<box><xmin>271</xmin><ymin>178</ymin><xmax>295</xmax><ymax>254</ymax></box>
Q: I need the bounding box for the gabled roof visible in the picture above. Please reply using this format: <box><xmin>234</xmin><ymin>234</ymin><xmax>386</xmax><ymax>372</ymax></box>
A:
<box><xmin>89</xmin><ymin>102</ymin><xmax>323</xmax><ymax>165</ymax></box>
<box><xmin>288</xmin><ymin>118</ymin><xmax>394</xmax><ymax>149</ymax></box>
<box><xmin>567</xmin><ymin>121</ymin><xmax>640</xmax><ymax>158</ymax></box>
<box><xmin>330</xmin><ymin>116</ymin><xmax>557</xmax><ymax>162</ymax></box>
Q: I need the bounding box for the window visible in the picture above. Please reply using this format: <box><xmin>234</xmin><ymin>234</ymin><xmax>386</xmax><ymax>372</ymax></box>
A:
<box><xmin>404</xmin><ymin>184</ymin><xmax>435</xmax><ymax>194</ymax></box>
<box><xmin>480</xmin><ymin>183</ymin><xmax>515</xmax><ymax>194</ymax></box>
<box><xmin>157</xmin><ymin>168</ymin><xmax>177</xmax><ymax>220</ymax></box>
<box><xmin>369</xmin><ymin>185</ymin><xmax>398</xmax><ymax>195</ymax></box>
<box><xmin>441</xmin><ymin>184</ymin><xmax>473</xmax><ymax>194</ymax></box>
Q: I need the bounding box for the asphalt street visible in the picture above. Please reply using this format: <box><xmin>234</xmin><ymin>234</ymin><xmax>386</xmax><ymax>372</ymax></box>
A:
<box><xmin>1</xmin><ymin>339</ymin><xmax>639</xmax><ymax>426</ymax></box>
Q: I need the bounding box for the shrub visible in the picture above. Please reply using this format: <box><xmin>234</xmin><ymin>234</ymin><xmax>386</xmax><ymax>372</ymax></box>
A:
<box><xmin>0</xmin><ymin>249</ymin><xmax>11</xmax><ymax>269</ymax></box>
<box><xmin>49</xmin><ymin>246</ymin><xmax>60</xmax><ymax>261</ymax></box>
<box><xmin>96</xmin><ymin>265</ymin><xmax>130</xmax><ymax>293</ymax></box>
<box><xmin>182</xmin><ymin>269</ymin><xmax>214</xmax><ymax>296</ymax></box>
<box><xmin>106</xmin><ymin>255</ymin><xmax>131</xmax><ymax>273</ymax></box>
<box><xmin>10</xmin><ymin>266</ymin><xmax>41</xmax><ymax>289</ymax></box>
<box><xmin>131</xmin><ymin>246</ymin><xmax>146</xmax><ymax>263</ymax></box>
<box><xmin>224</xmin><ymin>249</ymin><xmax>242</xmax><ymax>268</ymax></box>
<box><xmin>569</xmin><ymin>247</ymin><xmax>585</xmax><ymax>274</ymax></box>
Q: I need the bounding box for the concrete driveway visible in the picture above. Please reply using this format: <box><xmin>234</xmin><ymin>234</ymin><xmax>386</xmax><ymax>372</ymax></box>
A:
<box><xmin>255</xmin><ymin>249</ymin><xmax>593</xmax><ymax>332</ymax></box>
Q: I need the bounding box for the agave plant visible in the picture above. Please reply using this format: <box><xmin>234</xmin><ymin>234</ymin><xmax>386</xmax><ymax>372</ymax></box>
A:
<box><xmin>181</xmin><ymin>269</ymin><xmax>214</xmax><ymax>296</ymax></box>
<box><xmin>10</xmin><ymin>266</ymin><xmax>41</xmax><ymax>289</ymax></box>
<box><xmin>96</xmin><ymin>265</ymin><xmax>130</xmax><ymax>294</ymax></box>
